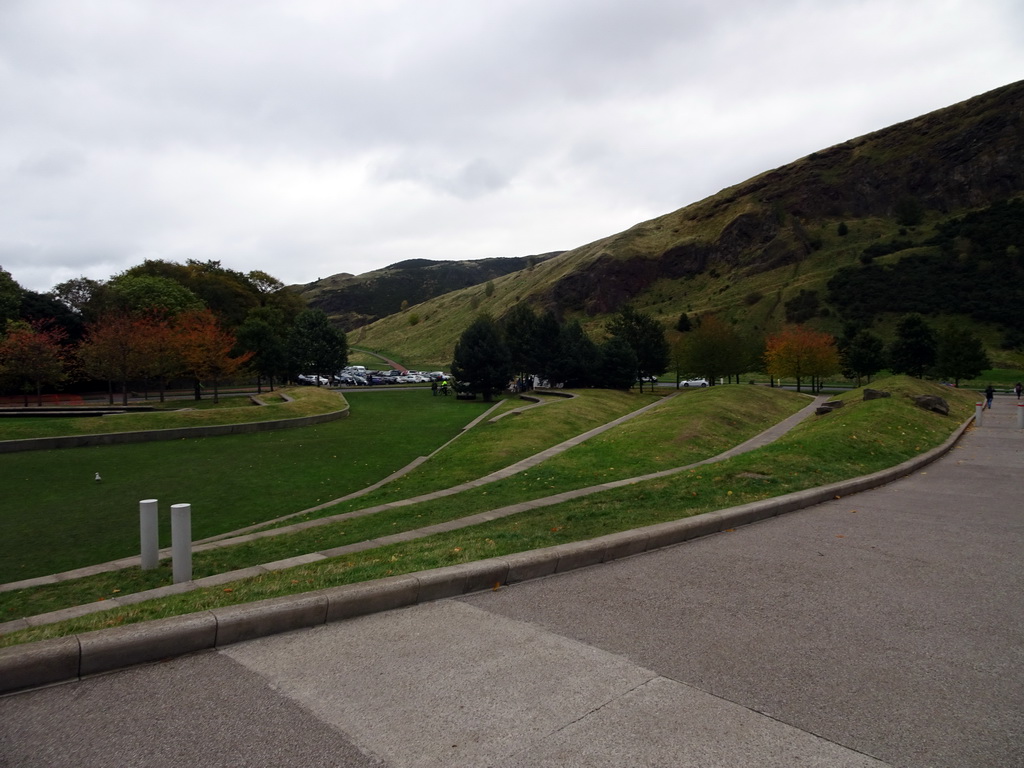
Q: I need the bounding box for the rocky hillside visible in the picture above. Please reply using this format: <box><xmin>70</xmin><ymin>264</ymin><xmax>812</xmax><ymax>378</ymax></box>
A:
<box><xmin>344</xmin><ymin>80</ymin><xmax>1024</xmax><ymax>368</ymax></box>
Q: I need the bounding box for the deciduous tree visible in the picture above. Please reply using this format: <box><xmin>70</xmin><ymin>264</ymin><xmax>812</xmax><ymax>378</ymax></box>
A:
<box><xmin>0</xmin><ymin>267</ymin><xmax>21</xmax><ymax>332</ymax></box>
<box><xmin>672</xmin><ymin>314</ymin><xmax>746</xmax><ymax>385</ymax></box>
<box><xmin>176</xmin><ymin>309</ymin><xmax>252</xmax><ymax>403</ymax></box>
<box><xmin>78</xmin><ymin>312</ymin><xmax>148</xmax><ymax>405</ymax></box>
<box><xmin>764</xmin><ymin>326</ymin><xmax>840</xmax><ymax>392</ymax></box>
<box><xmin>0</xmin><ymin>321</ymin><xmax>69</xmax><ymax>405</ymax></box>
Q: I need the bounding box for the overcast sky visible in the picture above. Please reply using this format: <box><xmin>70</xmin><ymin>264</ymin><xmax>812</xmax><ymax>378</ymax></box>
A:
<box><xmin>2</xmin><ymin>0</ymin><xmax>1022</xmax><ymax>294</ymax></box>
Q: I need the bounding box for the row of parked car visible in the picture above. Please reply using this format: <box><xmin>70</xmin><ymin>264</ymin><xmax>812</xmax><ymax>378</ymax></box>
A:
<box><xmin>297</xmin><ymin>368</ymin><xmax>449</xmax><ymax>387</ymax></box>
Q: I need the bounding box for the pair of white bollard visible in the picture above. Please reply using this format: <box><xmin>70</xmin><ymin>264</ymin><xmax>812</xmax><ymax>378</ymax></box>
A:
<box><xmin>975</xmin><ymin>401</ymin><xmax>1024</xmax><ymax>429</ymax></box>
<box><xmin>139</xmin><ymin>500</ymin><xmax>192</xmax><ymax>583</ymax></box>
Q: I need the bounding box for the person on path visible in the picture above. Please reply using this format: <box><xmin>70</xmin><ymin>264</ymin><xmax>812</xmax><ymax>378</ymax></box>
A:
<box><xmin>985</xmin><ymin>384</ymin><xmax>995</xmax><ymax>409</ymax></box>
<box><xmin>1015</xmin><ymin>382</ymin><xmax>1022</xmax><ymax>401</ymax></box>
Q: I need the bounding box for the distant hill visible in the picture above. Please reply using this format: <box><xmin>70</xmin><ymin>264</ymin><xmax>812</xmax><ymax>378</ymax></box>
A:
<box><xmin>294</xmin><ymin>254</ymin><xmax>561</xmax><ymax>330</ymax></box>
<box><xmin>337</xmin><ymin>81</ymin><xmax>1024</xmax><ymax>369</ymax></box>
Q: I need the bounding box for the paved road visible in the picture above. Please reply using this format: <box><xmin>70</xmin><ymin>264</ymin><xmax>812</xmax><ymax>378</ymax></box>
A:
<box><xmin>2</xmin><ymin>401</ymin><xmax>1022</xmax><ymax>767</ymax></box>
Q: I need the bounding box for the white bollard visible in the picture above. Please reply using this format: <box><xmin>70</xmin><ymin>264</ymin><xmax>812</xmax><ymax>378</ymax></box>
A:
<box><xmin>975</xmin><ymin>402</ymin><xmax>984</xmax><ymax>427</ymax></box>
<box><xmin>1018</xmin><ymin>403</ymin><xmax>1024</xmax><ymax>430</ymax></box>
<box><xmin>139</xmin><ymin>499</ymin><xmax>159</xmax><ymax>571</ymax></box>
<box><xmin>170</xmin><ymin>503</ymin><xmax>192</xmax><ymax>584</ymax></box>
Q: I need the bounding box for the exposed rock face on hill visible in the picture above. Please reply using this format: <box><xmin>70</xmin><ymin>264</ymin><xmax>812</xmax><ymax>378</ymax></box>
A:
<box><xmin>540</xmin><ymin>80</ymin><xmax>1024</xmax><ymax>317</ymax></box>
<box><xmin>297</xmin><ymin>254</ymin><xmax>560</xmax><ymax>330</ymax></box>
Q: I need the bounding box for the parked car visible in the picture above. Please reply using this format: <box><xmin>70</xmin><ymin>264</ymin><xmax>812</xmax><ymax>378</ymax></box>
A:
<box><xmin>297</xmin><ymin>374</ymin><xmax>330</xmax><ymax>386</ymax></box>
<box><xmin>333</xmin><ymin>373</ymin><xmax>367</xmax><ymax>386</ymax></box>
<box><xmin>681</xmin><ymin>378</ymin><xmax>709</xmax><ymax>387</ymax></box>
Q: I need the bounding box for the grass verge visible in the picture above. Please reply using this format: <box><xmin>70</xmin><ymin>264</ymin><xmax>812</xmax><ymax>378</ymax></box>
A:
<box><xmin>0</xmin><ymin>389</ymin><xmax>486</xmax><ymax>581</ymax></box>
<box><xmin>0</xmin><ymin>377</ymin><xmax>977</xmax><ymax>647</ymax></box>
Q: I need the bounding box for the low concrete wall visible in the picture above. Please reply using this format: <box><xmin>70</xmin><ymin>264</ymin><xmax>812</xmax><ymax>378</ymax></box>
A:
<box><xmin>0</xmin><ymin>404</ymin><xmax>350</xmax><ymax>454</ymax></box>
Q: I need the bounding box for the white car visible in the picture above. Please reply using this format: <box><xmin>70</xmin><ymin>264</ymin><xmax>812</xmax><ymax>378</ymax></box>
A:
<box><xmin>682</xmin><ymin>378</ymin><xmax>709</xmax><ymax>387</ymax></box>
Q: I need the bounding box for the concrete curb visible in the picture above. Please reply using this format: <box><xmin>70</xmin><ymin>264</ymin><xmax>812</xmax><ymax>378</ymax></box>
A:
<box><xmin>0</xmin><ymin>415</ymin><xmax>973</xmax><ymax>696</ymax></box>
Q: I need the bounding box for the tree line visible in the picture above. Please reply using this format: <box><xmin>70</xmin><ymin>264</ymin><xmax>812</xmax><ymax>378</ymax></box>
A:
<box><xmin>450</xmin><ymin>305</ymin><xmax>992</xmax><ymax>400</ymax></box>
<box><xmin>450</xmin><ymin>305</ymin><xmax>672</xmax><ymax>401</ymax></box>
<box><xmin>2</xmin><ymin>258</ymin><xmax>993</xmax><ymax>404</ymax></box>
<box><xmin>0</xmin><ymin>260</ymin><xmax>348</xmax><ymax>404</ymax></box>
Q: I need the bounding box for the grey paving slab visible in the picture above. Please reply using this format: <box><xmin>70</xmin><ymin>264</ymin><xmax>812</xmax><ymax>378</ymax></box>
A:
<box><xmin>218</xmin><ymin>601</ymin><xmax>654</xmax><ymax>768</ymax></box>
<box><xmin>490</xmin><ymin>676</ymin><xmax>888</xmax><ymax>768</ymax></box>
<box><xmin>0</xmin><ymin>650</ymin><xmax>383</xmax><ymax>768</ymax></box>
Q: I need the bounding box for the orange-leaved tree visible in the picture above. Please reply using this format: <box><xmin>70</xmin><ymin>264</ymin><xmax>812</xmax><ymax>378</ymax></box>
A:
<box><xmin>175</xmin><ymin>309</ymin><xmax>252</xmax><ymax>403</ymax></box>
<box><xmin>0</xmin><ymin>320</ymin><xmax>70</xmax><ymax>405</ymax></box>
<box><xmin>764</xmin><ymin>325</ymin><xmax>840</xmax><ymax>393</ymax></box>
<box><xmin>135</xmin><ymin>314</ymin><xmax>185</xmax><ymax>402</ymax></box>
<box><xmin>78</xmin><ymin>312</ymin><xmax>148</xmax><ymax>405</ymax></box>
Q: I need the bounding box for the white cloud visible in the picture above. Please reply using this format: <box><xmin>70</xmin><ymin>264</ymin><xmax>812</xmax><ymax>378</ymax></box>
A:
<box><xmin>0</xmin><ymin>0</ymin><xmax>1021</xmax><ymax>293</ymax></box>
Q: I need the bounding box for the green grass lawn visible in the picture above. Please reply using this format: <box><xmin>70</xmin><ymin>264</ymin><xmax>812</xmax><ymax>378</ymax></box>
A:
<box><xmin>0</xmin><ymin>389</ymin><xmax>490</xmax><ymax>582</ymax></box>
<box><xmin>0</xmin><ymin>377</ymin><xmax>981</xmax><ymax>646</ymax></box>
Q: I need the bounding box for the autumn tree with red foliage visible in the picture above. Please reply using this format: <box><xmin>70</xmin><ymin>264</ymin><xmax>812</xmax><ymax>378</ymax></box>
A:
<box><xmin>175</xmin><ymin>309</ymin><xmax>252</xmax><ymax>403</ymax></box>
<box><xmin>78</xmin><ymin>312</ymin><xmax>149</xmax><ymax>405</ymax></box>
<box><xmin>764</xmin><ymin>325</ymin><xmax>840</xmax><ymax>393</ymax></box>
<box><xmin>135</xmin><ymin>314</ymin><xmax>184</xmax><ymax>402</ymax></box>
<box><xmin>0</xmin><ymin>321</ymin><xmax>70</xmax><ymax>405</ymax></box>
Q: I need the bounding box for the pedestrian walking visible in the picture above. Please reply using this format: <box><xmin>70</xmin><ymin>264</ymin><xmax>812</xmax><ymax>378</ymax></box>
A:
<box><xmin>985</xmin><ymin>384</ymin><xmax>995</xmax><ymax>409</ymax></box>
<box><xmin>1015</xmin><ymin>382</ymin><xmax>1022</xmax><ymax>401</ymax></box>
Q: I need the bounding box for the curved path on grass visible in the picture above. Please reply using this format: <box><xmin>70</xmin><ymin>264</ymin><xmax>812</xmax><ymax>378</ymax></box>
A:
<box><xmin>0</xmin><ymin>393</ymin><xmax>827</xmax><ymax>634</ymax></box>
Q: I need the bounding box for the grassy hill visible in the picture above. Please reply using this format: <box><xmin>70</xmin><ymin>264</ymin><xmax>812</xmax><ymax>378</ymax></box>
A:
<box><xmin>331</xmin><ymin>81</ymin><xmax>1024</xmax><ymax>370</ymax></box>
<box><xmin>295</xmin><ymin>253</ymin><xmax>561</xmax><ymax>331</ymax></box>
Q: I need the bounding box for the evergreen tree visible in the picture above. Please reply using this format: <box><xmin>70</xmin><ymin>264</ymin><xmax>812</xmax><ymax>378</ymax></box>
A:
<box><xmin>597</xmin><ymin>336</ymin><xmax>638</xmax><ymax>391</ymax></box>
<box><xmin>550</xmin><ymin>320</ymin><xmax>598</xmax><ymax>388</ymax></box>
<box><xmin>935</xmin><ymin>325</ymin><xmax>991</xmax><ymax>386</ymax></box>
<box><xmin>236</xmin><ymin>308</ymin><xmax>290</xmax><ymax>392</ymax></box>
<box><xmin>451</xmin><ymin>314</ymin><xmax>513</xmax><ymax>401</ymax></box>
<box><xmin>841</xmin><ymin>329</ymin><xmax>886</xmax><ymax>386</ymax></box>
<box><xmin>888</xmin><ymin>314</ymin><xmax>936</xmax><ymax>378</ymax></box>
<box><xmin>606</xmin><ymin>306</ymin><xmax>669</xmax><ymax>391</ymax></box>
<box><xmin>288</xmin><ymin>309</ymin><xmax>348</xmax><ymax>383</ymax></box>
<box><xmin>501</xmin><ymin>303</ymin><xmax>541</xmax><ymax>381</ymax></box>
<box><xmin>533</xmin><ymin>311</ymin><xmax>562</xmax><ymax>384</ymax></box>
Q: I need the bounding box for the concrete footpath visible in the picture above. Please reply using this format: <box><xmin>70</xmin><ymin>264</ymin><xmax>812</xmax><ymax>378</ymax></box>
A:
<box><xmin>1</xmin><ymin>400</ymin><xmax>1022</xmax><ymax>767</ymax></box>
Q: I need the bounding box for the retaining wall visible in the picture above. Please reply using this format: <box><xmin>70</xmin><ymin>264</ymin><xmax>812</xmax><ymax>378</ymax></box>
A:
<box><xmin>0</xmin><ymin>404</ymin><xmax>350</xmax><ymax>454</ymax></box>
